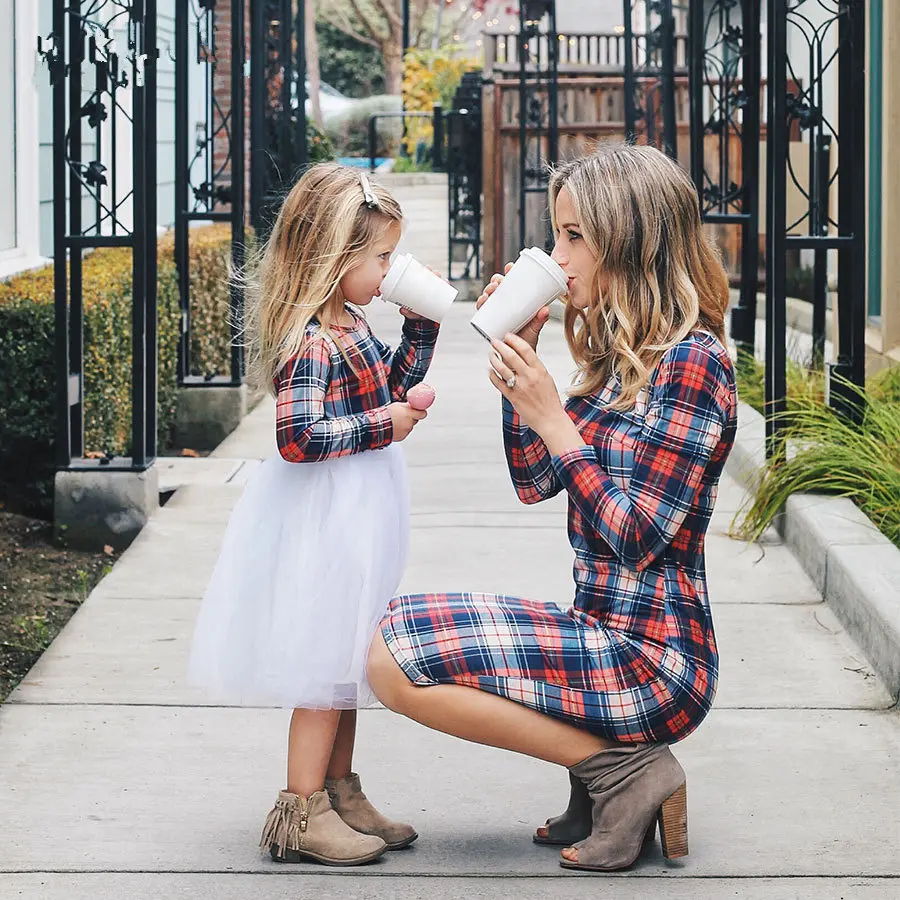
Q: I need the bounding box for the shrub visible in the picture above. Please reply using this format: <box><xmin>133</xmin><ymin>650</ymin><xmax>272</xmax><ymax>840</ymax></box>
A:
<box><xmin>0</xmin><ymin>228</ymin><xmax>235</xmax><ymax>517</ymax></box>
<box><xmin>307</xmin><ymin>118</ymin><xmax>336</xmax><ymax>164</ymax></box>
<box><xmin>401</xmin><ymin>48</ymin><xmax>478</xmax><ymax>154</ymax></box>
<box><xmin>325</xmin><ymin>94</ymin><xmax>402</xmax><ymax>159</ymax></box>
<box><xmin>733</xmin><ymin>378</ymin><xmax>900</xmax><ymax>549</ymax></box>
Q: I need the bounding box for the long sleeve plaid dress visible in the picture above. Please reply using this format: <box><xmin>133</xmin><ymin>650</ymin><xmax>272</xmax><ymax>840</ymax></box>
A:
<box><xmin>380</xmin><ymin>332</ymin><xmax>737</xmax><ymax>743</ymax></box>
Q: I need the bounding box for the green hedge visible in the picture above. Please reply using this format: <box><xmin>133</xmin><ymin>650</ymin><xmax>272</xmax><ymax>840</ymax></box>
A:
<box><xmin>0</xmin><ymin>227</ymin><xmax>234</xmax><ymax>516</ymax></box>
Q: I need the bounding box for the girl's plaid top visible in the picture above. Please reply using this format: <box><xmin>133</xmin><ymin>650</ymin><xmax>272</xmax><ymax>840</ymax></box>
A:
<box><xmin>381</xmin><ymin>332</ymin><xmax>737</xmax><ymax>743</ymax></box>
<box><xmin>275</xmin><ymin>307</ymin><xmax>439</xmax><ymax>462</ymax></box>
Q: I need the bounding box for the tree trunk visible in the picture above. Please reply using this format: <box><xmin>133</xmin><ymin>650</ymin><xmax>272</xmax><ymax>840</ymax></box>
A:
<box><xmin>383</xmin><ymin>40</ymin><xmax>404</xmax><ymax>95</ymax></box>
<box><xmin>305</xmin><ymin>0</ymin><xmax>324</xmax><ymax>128</ymax></box>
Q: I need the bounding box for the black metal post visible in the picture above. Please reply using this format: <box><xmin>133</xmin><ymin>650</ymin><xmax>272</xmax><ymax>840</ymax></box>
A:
<box><xmin>51</xmin><ymin>0</ymin><xmax>69</xmax><ymax>469</ymax></box>
<box><xmin>660</xmin><ymin>0</ymin><xmax>677</xmax><ymax>159</ymax></box>
<box><xmin>623</xmin><ymin>0</ymin><xmax>637</xmax><ymax>141</ymax></box>
<box><xmin>828</xmin><ymin>0</ymin><xmax>867</xmax><ymax>417</ymax></box>
<box><xmin>144</xmin><ymin>0</ymin><xmax>159</xmax><ymax>463</ymax></box>
<box><xmin>736</xmin><ymin>0</ymin><xmax>762</xmax><ymax>353</ymax></box>
<box><xmin>175</xmin><ymin>0</ymin><xmax>190</xmax><ymax>384</ymax></box>
<box><xmin>811</xmin><ymin>135</ymin><xmax>830</xmax><ymax>367</ymax></box>
<box><xmin>432</xmin><ymin>103</ymin><xmax>444</xmax><ymax>171</ymax></box>
<box><xmin>765</xmin><ymin>0</ymin><xmax>788</xmax><ymax>454</ymax></box>
<box><xmin>68</xmin><ymin>0</ymin><xmax>84</xmax><ymax>461</ymax></box>
<box><xmin>231</xmin><ymin>0</ymin><xmax>246</xmax><ymax>384</ymax></box>
<box><xmin>295</xmin><ymin>0</ymin><xmax>308</xmax><ymax>171</ymax></box>
<box><xmin>402</xmin><ymin>0</ymin><xmax>410</xmax><ymax>58</ymax></box>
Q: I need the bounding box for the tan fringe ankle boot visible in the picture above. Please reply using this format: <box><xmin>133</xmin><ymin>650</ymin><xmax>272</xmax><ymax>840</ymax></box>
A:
<box><xmin>325</xmin><ymin>773</ymin><xmax>418</xmax><ymax>850</ymax></box>
<box><xmin>259</xmin><ymin>789</ymin><xmax>387</xmax><ymax>866</ymax></box>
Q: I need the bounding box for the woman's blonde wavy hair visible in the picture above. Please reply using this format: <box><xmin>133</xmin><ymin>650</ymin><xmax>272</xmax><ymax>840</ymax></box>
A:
<box><xmin>243</xmin><ymin>162</ymin><xmax>402</xmax><ymax>394</ymax></box>
<box><xmin>550</xmin><ymin>142</ymin><xmax>729</xmax><ymax>410</ymax></box>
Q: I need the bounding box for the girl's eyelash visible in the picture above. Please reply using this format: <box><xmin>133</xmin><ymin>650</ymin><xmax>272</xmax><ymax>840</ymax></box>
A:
<box><xmin>568</xmin><ymin>230</ymin><xmax>581</xmax><ymax>240</ymax></box>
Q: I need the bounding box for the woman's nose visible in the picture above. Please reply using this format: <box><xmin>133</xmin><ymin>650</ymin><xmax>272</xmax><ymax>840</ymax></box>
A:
<box><xmin>551</xmin><ymin>244</ymin><xmax>568</xmax><ymax>267</ymax></box>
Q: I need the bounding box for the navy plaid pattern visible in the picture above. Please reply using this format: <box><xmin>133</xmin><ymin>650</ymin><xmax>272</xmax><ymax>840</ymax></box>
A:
<box><xmin>275</xmin><ymin>308</ymin><xmax>439</xmax><ymax>462</ymax></box>
<box><xmin>382</xmin><ymin>333</ymin><xmax>737</xmax><ymax>743</ymax></box>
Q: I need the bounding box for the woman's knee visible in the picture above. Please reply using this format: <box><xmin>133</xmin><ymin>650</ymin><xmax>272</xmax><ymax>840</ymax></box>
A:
<box><xmin>366</xmin><ymin>631</ymin><xmax>407</xmax><ymax>711</ymax></box>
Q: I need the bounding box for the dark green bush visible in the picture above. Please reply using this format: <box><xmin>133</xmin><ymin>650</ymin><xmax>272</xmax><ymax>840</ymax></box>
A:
<box><xmin>0</xmin><ymin>229</ymin><xmax>233</xmax><ymax>517</ymax></box>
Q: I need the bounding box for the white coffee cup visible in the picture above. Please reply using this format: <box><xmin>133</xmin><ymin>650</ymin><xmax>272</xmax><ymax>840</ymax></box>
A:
<box><xmin>470</xmin><ymin>246</ymin><xmax>568</xmax><ymax>342</ymax></box>
<box><xmin>379</xmin><ymin>252</ymin><xmax>459</xmax><ymax>323</ymax></box>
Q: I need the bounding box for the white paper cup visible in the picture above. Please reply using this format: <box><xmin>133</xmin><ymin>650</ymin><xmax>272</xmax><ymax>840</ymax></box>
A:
<box><xmin>469</xmin><ymin>247</ymin><xmax>568</xmax><ymax>342</ymax></box>
<box><xmin>379</xmin><ymin>252</ymin><xmax>459</xmax><ymax>323</ymax></box>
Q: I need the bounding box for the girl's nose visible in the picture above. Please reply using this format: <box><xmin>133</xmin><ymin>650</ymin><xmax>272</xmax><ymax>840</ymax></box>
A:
<box><xmin>551</xmin><ymin>244</ymin><xmax>568</xmax><ymax>268</ymax></box>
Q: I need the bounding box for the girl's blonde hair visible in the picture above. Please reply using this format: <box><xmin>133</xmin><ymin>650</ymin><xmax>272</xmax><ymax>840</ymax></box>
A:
<box><xmin>549</xmin><ymin>142</ymin><xmax>730</xmax><ymax>410</ymax></box>
<box><xmin>244</xmin><ymin>162</ymin><xmax>402</xmax><ymax>393</ymax></box>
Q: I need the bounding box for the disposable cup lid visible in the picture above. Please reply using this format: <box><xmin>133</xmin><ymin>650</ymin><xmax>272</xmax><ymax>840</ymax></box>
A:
<box><xmin>380</xmin><ymin>253</ymin><xmax>412</xmax><ymax>302</ymax></box>
<box><xmin>521</xmin><ymin>246</ymin><xmax>568</xmax><ymax>292</ymax></box>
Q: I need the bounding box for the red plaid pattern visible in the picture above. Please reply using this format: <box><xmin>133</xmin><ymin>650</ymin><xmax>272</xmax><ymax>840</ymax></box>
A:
<box><xmin>382</xmin><ymin>333</ymin><xmax>737</xmax><ymax>743</ymax></box>
<box><xmin>275</xmin><ymin>308</ymin><xmax>439</xmax><ymax>462</ymax></box>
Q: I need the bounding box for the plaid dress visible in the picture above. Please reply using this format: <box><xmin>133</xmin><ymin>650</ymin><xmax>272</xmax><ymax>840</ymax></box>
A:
<box><xmin>381</xmin><ymin>332</ymin><xmax>737</xmax><ymax>743</ymax></box>
<box><xmin>275</xmin><ymin>307</ymin><xmax>441</xmax><ymax>460</ymax></box>
<box><xmin>188</xmin><ymin>305</ymin><xmax>440</xmax><ymax>709</ymax></box>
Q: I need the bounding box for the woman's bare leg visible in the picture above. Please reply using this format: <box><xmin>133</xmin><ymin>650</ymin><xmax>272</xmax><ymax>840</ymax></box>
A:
<box><xmin>326</xmin><ymin>710</ymin><xmax>357</xmax><ymax>781</ymax></box>
<box><xmin>287</xmin><ymin>708</ymin><xmax>341</xmax><ymax>797</ymax></box>
<box><xmin>367</xmin><ymin>632</ymin><xmax>615</xmax><ymax>767</ymax></box>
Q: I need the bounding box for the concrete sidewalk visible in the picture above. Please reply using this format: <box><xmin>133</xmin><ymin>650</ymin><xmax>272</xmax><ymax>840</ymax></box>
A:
<box><xmin>2</xmin><ymin>180</ymin><xmax>899</xmax><ymax>899</ymax></box>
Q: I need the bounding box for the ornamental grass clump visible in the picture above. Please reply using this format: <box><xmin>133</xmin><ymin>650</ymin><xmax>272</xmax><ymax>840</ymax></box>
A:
<box><xmin>733</xmin><ymin>376</ymin><xmax>900</xmax><ymax>549</ymax></box>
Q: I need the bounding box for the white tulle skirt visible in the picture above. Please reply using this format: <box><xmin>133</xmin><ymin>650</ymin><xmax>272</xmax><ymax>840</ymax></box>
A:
<box><xmin>188</xmin><ymin>444</ymin><xmax>409</xmax><ymax>709</ymax></box>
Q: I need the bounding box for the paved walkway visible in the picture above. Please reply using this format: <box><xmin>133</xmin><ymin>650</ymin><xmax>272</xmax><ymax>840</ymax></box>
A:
<box><xmin>1</xmin><ymin>178</ymin><xmax>899</xmax><ymax>899</ymax></box>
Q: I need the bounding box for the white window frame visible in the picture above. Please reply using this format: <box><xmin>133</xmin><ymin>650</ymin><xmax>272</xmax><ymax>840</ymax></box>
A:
<box><xmin>0</xmin><ymin>0</ymin><xmax>47</xmax><ymax>279</ymax></box>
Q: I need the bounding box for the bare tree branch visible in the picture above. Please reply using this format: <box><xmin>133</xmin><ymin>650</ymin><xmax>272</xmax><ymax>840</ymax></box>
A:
<box><xmin>347</xmin><ymin>0</ymin><xmax>389</xmax><ymax>42</ymax></box>
<box><xmin>318</xmin><ymin>5</ymin><xmax>381</xmax><ymax>47</ymax></box>
<box><xmin>374</xmin><ymin>0</ymin><xmax>402</xmax><ymax>30</ymax></box>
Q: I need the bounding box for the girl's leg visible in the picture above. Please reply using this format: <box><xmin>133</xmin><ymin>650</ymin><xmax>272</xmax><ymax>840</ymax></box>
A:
<box><xmin>287</xmin><ymin>708</ymin><xmax>341</xmax><ymax>797</ymax></box>
<box><xmin>323</xmin><ymin>708</ymin><xmax>418</xmax><ymax>849</ymax></box>
<box><xmin>367</xmin><ymin>632</ymin><xmax>616</xmax><ymax>767</ymax></box>
<box><xmin>326</xmin><ymin>710</ymin><xmax>357</xmax><ymax>781</ymax></box>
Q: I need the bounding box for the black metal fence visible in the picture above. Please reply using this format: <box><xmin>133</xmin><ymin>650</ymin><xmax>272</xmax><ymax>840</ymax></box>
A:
<box><xmin>689</xmin><ymin>0</ymin><xmax>762</xmax><ymax>356</ymax></box>
<box><xmin>766</xmin><ymin>0</ymin><xmax>867</xmax><ymax>441</ymax></box>
<box><xmin>623</xmin><ymin>0</ymin><xmax>679</xmax><ymax>158</ymax></box>
<box><xmin>446</xmin><ymin>72</ymin><xmax>484</xmax><ymax>280</ymax></box>
<box><xmin>43</xmin><ymin>0</ymin><xmax>159</xmax><ymax>471</ymax></box>
<box><xmin>250</xmin><ymin>0</ymin><xmax>307</xmax><ymax>235</ymax></box>
<box><xmin>175</xmin><ymin>0</ymin><xmax>246</xmax><ymax>388</ymax></box>
<box><xmin>517</xmin><ymin>0</ymin><xmax>559</xmax><ymax>252</ymax></box>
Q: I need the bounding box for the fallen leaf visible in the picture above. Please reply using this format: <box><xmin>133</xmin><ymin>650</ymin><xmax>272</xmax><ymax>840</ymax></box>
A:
<box><xmin>181</xmin><ymin>448</ymin><xmax>200</xmax><ymax>458</ymax></box>
<box><xmin>103</xmin><ymin>545</ymin><xmax>114</xmax><ymax>556</ymax></box>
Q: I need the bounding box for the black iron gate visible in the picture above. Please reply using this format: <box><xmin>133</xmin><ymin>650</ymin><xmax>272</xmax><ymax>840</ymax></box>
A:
<box><xmin>446</xmin><ymin>72</ymin><xmax>483</xmax><ymax>281</ymax></box>
<box><xmin>517</xmin><ymin>0</ymin><xmax>559</xmax><ymax>251</ymax></box>
<box><xmin>766</xmin><ymin>0</ymin><xmax>866</xmax><ymax>443</ymax></box>
<box><xmin>689</xmin><ymin>0</ymin><xmax>762</xmax><ymax>356</ymax></box>
<box><xmin>175</xmin><ymin>0</ymin><xmax>246</xmax><ymax>387</ymax></box>
<box><xmin>250</xmin><ymin>0</ymin><xmax>307</xmax><ymax>234</ymax></box>
<box><xmin>623</xmin><ymin>0</ymin><xmax>678</xmax><ymax>158</ymax></box>
<box><xmin>42</xmin><ymin>0</ymin><xmax>159</xmax><ymax>471</ymax></box>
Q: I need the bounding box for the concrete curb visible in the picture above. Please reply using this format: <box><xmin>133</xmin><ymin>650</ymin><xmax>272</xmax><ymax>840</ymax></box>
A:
<box><xmin>725</xmin><ymin>401</ymin><xmax>900</xmax><ymax>701</ymax></box>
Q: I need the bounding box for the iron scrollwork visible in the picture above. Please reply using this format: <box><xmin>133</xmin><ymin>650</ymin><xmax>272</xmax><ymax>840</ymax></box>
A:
<box><xmin>175</xmin><ymin>0</ymin><xmax>246</xmax><ymax>386</ymax></box>
<box><xmin>517</xmin><ymin>0</ymin><xmax>558</xmax><ymax>252</ymax></box>
<box><xmin>623</xmin><ymin>0</ymin><xmax>678</xmax><ymax>158</ymax></box>
<box><xmin>766</xmin><ymin>0</ymin><xmax>866</xmax><ymax>442</ymax></box>
<box><xmin>40</xmin><ymin>0</ymin><xmax>159</xmax><ymax>470</ymax></box>
<box><xmin>689</xmin><ymin>0</ymin><xmax>762</xmax><ymax>354</ymax></box>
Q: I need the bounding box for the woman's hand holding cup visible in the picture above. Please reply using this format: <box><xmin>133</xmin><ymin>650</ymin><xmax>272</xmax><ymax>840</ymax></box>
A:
<box><xmin>475</xmin><ymin>262</ymin><xmax>551</xmax><ymax>351</ymax></box>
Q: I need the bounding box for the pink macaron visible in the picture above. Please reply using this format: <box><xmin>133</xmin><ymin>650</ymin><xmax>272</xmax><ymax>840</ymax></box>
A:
<box><xmin>407</xmin><ymin>383</ymin><xmax>435</xmax><ymax>410</ymax></box>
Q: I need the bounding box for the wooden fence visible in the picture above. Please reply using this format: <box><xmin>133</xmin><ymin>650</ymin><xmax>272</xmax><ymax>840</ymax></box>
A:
<box><xmin>481</xmin><ymin>75</ymin><xmax>769</xmax><ymax>282</ymax></box>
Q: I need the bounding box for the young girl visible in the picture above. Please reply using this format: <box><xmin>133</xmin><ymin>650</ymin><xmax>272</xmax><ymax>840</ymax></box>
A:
<box><xmin>188</xmin><ymin>164</ymin><xmax>440</xmax><ymax>866</ymax></box>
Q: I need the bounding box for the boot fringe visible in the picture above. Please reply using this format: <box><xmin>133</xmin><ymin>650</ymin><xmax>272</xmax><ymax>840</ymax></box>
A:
<box><xmin>259</xmin><ymin>796</ymin><xmax>303</xmax><ymax>855</ymax></box>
